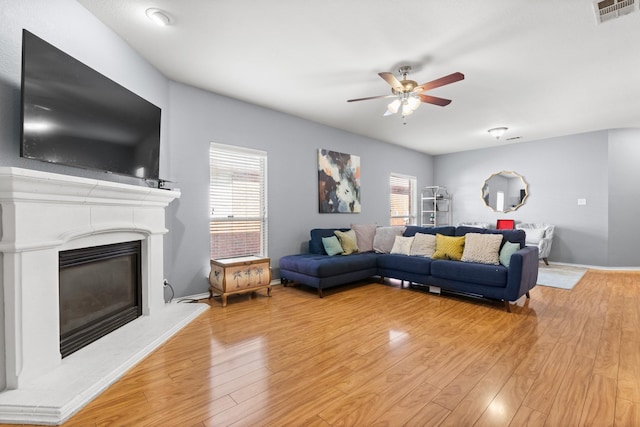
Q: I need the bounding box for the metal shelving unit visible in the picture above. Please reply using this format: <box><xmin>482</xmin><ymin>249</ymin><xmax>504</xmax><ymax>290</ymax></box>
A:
<box><xmin>421</xmin><ymin>186</ymin><xmax>451</xmax><ymax>227</ymax></box>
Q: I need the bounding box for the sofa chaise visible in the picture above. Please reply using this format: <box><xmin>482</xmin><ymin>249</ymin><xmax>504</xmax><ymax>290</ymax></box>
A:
<box><xmin>279</xmin><ymin>225</ymin><xmax>539</xmax><ymax>312</ymax></box>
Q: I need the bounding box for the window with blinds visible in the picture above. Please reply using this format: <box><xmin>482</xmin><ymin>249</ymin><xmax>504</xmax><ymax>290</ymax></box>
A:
<box><xmin>209</xmin><ymin>143</ymin><xmax>267</xmax><ymax>259</ymax></box>
<box><xmin>390</xmin><ymin>174</ymin><xmax>417</xmax><ymax>226</ymax></box>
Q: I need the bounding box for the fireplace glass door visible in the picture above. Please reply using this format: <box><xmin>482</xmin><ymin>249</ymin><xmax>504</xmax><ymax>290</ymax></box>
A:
<box><xmin>59</xmin><ymin>240</ymin><xmax>142</xmax><ymax>358</ymax></box>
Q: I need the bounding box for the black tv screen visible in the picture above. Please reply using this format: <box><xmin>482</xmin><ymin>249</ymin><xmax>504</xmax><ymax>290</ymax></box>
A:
<box><xmin>20</xmin><ymin>30</ymin><xmax>161</xmax><ymax>181</ymax></box>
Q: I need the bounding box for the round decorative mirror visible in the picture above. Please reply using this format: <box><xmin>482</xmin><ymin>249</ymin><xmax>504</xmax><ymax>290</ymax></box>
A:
<box><xmin>482</xmin><ymin>170</ymin><xmax>529</xmax><ymax>213</ymax></box>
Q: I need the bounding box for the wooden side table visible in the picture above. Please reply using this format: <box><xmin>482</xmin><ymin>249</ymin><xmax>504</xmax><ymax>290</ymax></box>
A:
<box><xmin>209</xmin><ymin>256</ymin><xmax>272</xmax><ymax>307</ymax></box>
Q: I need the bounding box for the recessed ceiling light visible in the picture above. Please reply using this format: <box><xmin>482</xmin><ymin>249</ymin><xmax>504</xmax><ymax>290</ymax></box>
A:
<box><xmin>488</xmin><ymin>127</ymin><xmax>508</xmax><ymax>139</ymax></box>
<box><xmin>146</xmin><ymin>8</ymin><xmax>171</xmax><ymax>26</ymax></box>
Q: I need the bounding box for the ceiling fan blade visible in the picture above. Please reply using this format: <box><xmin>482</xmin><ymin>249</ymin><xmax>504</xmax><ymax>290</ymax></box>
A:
<box><xmin>378</xmin><ymin>72</ymin><xmax>403</xmax><ymax>92</ymax></box>
<box><xmin>418</xmin><ymin>94</ymin><xmax>452</xmax><ymax>106</ymax></box>
<box><xmin>415</xmin><ymin>72</ymin><xmax>465</xmax><ymax>92</ymax></box>
<box><xmin>347</xmin><ymin>94</ymin><xmax>395</xmax><ymax>102</ymax></box>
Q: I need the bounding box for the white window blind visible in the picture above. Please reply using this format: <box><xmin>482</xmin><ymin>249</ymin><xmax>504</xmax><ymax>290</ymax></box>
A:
<box><xmin>209</xmin><ymin>143</ymin><xmax>267</xmax><ymax>259</ymax></box>
<box><xmin>390</xmin><ymin>174</ymin><xmax>417</xmax><ymax>226</ymax></box>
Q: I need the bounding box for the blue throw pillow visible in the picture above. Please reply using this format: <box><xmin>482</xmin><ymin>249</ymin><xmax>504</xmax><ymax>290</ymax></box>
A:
<box><xmin>499</xmin><ymin>241</ymin><xmax>520</xmax><ymax>267</ymax></box>
<box><xmin>322</xmin><ymin>235</ymin><xmax>344</xmax><ymax>256</ymax></box>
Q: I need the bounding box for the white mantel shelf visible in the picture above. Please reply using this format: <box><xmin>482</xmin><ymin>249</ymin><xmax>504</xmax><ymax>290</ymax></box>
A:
<box><xmin>0</xmin><ymin>167</ymin><xmax>208</xmax><ymax>425</ymax></box>
<box><xmin>0</xmin><ymin>166</ymin><xmax>178</xmax><ymax>204</ymax></box>
<box><xmin>0</xmin><ymin>167</ymin><xmax>180</xmax><ymax>252</ymax></box>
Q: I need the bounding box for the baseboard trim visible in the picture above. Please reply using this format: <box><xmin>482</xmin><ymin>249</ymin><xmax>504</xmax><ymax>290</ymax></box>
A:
<box><xmin>180</xmin><ymin>280</ymin><xmax>282</xmax><ymax>302</ymax></box>
<box><xmin>547</xmin><ymin>261</ymin><xmax>640</xmax><ymax>271</ymax></box>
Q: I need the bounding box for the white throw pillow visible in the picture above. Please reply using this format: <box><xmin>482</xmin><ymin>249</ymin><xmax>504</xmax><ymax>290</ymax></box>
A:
<box><xmin>525</xmin><ymin>228</ymin><xmax>545</xmax><ymax>245</ymax></box>
<box><xmin>391</xmin><ymin>236</ymin><xmax>414</xmax><ymax>255</ymax></box>
<box><xmin>409</xmin><ymin>232</ymin><xmax>436</xmax><ymax>257</ymax></box>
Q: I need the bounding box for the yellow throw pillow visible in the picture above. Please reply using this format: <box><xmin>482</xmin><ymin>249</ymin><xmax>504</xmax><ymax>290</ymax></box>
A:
<box><xmin>432</xmin><ymin>234</ymin><xmax>466</xmax><ymax>260</ymax></box>
<box><xmin>334</xmin><ymin>229</ymin><xmax>359</xmax><ymax>255</ymax></box>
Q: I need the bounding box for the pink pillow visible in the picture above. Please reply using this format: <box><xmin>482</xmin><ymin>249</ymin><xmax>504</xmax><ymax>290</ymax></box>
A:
<box><xmin>350</xmin><ymin>223</ymin><xmax>377</xmax><ymax>252</ymax></box>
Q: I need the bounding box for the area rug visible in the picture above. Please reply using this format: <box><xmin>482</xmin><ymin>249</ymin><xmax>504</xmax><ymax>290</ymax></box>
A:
<box><xmin>537</xmin><ymin>264</ymin><xmax>587</xmax><ymax>290</ymax></box>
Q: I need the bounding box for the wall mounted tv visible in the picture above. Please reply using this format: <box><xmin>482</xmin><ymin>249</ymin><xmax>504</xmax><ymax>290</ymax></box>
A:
<box><xmin>20</xmin><ymin>30</ymin><xmax>161</xmax><ymax>182</ymax></box>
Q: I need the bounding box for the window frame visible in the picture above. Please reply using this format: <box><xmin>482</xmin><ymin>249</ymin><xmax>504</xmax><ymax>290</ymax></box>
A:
<box><xmin>209</xmin><ymin>143</ymin><xmax>268</xmax><ymax>260</ymax></box>
<box><xmin>389</xmin><ymin>173</ymin><xmax>417</xmax><ymax>226</ymax></box>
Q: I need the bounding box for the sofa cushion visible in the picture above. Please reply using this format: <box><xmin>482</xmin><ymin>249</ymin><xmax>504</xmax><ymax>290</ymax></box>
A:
<box><xmin>350</xmin><ymin>223</ymin><xmax>377</xmax><ymax>252</ymax></box>
<box><xmin>524</xmin><ymin>228</ymin><xmax>545</xmax><ymax>245</ymax></box>
<box><xmin>322</xmin><ymin>235</ymin><xmax>344</xmax><ymax>256</ymax></box>
<box><xmin>309</xmin><ymin>228</ymin><xmax>350</xmax><ymax>254</ymax></box>
<box><xmin>499</xmin><ymin>241</ymin><xmax>520</xmax><ymax>267</ymax></box>
<box><xmin>461</xmin><ymin>233</ymin><xmax>502</xmax><ymax>265</ymax></box>
<box><xmin>455</xmin><ymin>226</ymin><xmax>525</xmax><ymax>249</ymax></box>
<box><xmin>373</xmin><ymin>226</ymin><xmax>405</xmax><ymax>253</ymax></box>
<box><xmin>432</xmin><ymin>234</ymin><xmax>466</xmax><ymax>261</ymax></box>
<box><xmin>410</xmin><ymin>232</ymin><xmax>436</xmax><ymax>257</ymax></box>
<box><xmin>390</xmin><ymin>236</ymin><xmax>414</xmax><ymax>255</ymax></box>
<box><xmin>404</xmin><ymin>225</ymin><xmax>455</xmax><ymax>237</ymax></box>
<box><xmin>377</xmin><ymin>253</ymin><xmax>433</xmax><ymax>275</ymax></box>
<box><xmin>431</xmin><ymin>260</ymin><xmax>508</xmax><ymax>288</ymax></box>
<box><xmin>334</xmin><ymin>229</ymin><xmax>359</xmax><ymax>255</ymax></box>
<box><xmin>279</xmin><ymin>252</ymin><xmax>379</xmax><ymax>277</ymax></box>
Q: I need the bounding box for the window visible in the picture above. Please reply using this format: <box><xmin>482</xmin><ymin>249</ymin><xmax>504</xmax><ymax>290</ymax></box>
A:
<box><xmin>209</xmin><ymin>143</ymin><xmax>267</xmax><ymax>259</ymax></box>
<box><xmin>496</xmin><ymin>191</ymin><xmax>505</xmax><ymax>212</ymax></box>
<box><xmin>389</xmin><ymin>174</ymin><xmax>417</xmax><ymax>226</ymax></box>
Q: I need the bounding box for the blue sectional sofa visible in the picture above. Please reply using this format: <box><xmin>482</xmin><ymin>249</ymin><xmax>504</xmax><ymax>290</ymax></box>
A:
<box><xmin>279</xmin><ymin>225</ymin><xmax>539</xmax><ymax>312</ymax></box>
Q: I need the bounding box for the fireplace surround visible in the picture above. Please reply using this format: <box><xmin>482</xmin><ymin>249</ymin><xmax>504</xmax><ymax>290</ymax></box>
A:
<box><xmin>0</xmin><ymin>167</ymin><xmax>207</xmax><ymax>425</ymax></box>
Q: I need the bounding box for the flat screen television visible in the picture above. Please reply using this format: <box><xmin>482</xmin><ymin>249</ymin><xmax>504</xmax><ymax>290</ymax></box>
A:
<box><xmin>20</xmin><ymin>30</ymin><xmax>161</xmax><ymax>182</ymax></box>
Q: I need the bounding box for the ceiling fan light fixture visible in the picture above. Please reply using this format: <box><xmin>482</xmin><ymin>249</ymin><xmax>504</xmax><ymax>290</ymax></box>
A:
<box><xmin>402</xmin><ymin>102</ymin><xmax>415</xmax><ymax>116</ymax></box>
<box><xmin>387</xmin><ymin>99</ymin><xmax>401</xmax><ymax>114</ymax></box>
<box><xmin>488</xmin><ymin>127</ymin><xmax>508</xmax><ymax>139</ymax></box>
<box><xmin>407</xmin><ymin>95</ymin><xmax>421</xmax><ymax>111</ymax></box>
<box><xmin>348</xmin><ymin>67</ymin><xmax>464</xmax><ymax>123</ymax></box>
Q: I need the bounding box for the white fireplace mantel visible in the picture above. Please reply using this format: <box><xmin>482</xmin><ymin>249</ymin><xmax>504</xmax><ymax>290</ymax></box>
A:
<box><xmin>0</xmin><ymin>167</ymin><xmax>207</xmax><ymax>425</ymax></box>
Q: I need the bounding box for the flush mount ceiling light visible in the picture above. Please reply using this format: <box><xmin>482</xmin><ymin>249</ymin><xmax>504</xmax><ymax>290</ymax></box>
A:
<box><xmin>146</xmin><ymin>8</ymin><xmax>171</xmax><ymax>26</ymax></box>
<box><xmin>488</xmin><ymin>127</ymin><xmax>508</xmax><ymax>139</ymax></box>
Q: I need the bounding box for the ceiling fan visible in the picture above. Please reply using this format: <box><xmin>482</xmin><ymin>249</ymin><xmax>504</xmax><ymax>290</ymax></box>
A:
<box><xmin>347</xmin><ymin>66</ymin><xmax>464</xmax><ymax>122</ymax></box>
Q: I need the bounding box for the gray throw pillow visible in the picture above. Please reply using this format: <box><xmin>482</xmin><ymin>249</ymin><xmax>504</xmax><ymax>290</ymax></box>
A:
<box><xmin>373</xmin><ymin>226</ymin><xmax>405</xmax><ymax>254</ymax></box>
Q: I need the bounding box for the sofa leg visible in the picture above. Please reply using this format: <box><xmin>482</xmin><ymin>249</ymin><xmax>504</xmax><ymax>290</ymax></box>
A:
<box><xmin>526</xmin><ymin>291</ymin><xmax>530</xmax><ymax>298</ymax></box>
<box><xmin>317</xmin><ymin>287</ymin><xmax>323</xmax><ymax>298</ymax></box>
<box><xmin>543</xmin><ymin>257</ymin><xmax>549</xmax><ymax>266</ymax></box>
<box><xmin>503</xmin><ymin>300</ymin><xmax>512</xmax><ymax>313</ymax></box>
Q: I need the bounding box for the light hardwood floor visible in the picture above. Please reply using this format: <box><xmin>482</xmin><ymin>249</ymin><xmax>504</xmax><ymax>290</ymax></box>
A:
<box><xmin>5</xmin><ymin>270</ymin><xmax>640</xmax><ymax>426</ymax></box>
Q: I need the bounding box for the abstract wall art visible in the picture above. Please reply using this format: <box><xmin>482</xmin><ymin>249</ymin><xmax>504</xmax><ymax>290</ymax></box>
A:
<box><xmin>318</xmin><ymin>149</ymin><xmax>361</xmax><ymax>213</ymax></box>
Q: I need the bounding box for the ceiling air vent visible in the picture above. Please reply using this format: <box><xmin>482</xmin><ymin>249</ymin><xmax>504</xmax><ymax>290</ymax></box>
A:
<box><xmin>593</xmin><ymin>0</ymin><xmax>636</xmax><ymax>24</ymax></box>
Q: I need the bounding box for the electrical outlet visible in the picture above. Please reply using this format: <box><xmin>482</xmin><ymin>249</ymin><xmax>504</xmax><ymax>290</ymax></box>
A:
<box><xmin>577</xmin><ymin>198</ymin><xmax>587</xmax><ymax>206</ymax></box>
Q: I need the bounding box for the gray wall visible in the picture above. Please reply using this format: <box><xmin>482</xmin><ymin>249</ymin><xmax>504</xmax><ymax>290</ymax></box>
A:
<box><xmin>608</xmin><ymin>129</ymin><xmax>640</xmax><ymax>266</ymax></box>
<box><xmin>434</xmin><ymin>131</ymin><xmax>617</xmax><ymax>266</ymax></box>
<box><xmin>166</xmin><ymin>82</ymin><xmax>434</xmax><ymax>296</ymax></box>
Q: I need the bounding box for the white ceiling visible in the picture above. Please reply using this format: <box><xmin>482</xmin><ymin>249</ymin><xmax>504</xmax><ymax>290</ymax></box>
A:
<box><xmin>77</xmin><ymin>0</ymin><xmax>640</xmax><ymax>155</ymax></box>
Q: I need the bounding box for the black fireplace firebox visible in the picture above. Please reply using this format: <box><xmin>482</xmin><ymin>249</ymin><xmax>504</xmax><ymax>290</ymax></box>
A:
<box><xmin>59</xmin><ymin>240</ymin><xmax>142</xmax><ymax>358</ymax></box>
